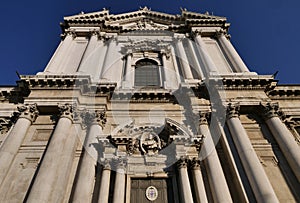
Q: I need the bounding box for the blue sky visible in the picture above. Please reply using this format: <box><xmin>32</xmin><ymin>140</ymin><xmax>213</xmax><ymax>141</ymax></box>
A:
<box><xmin>0</xmin><ymin>0</ymin><xmax>299</xmax><ymax>85</ymax></box>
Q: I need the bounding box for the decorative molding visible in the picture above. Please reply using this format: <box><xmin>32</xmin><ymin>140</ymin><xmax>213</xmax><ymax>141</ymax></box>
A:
<box><xmin>19</xmin><ymin>75</ymin><xmax>116</xmax><ymax>95</ymax></box>
<box><xmin>215</xmin><ymin>29</ymin><xmax>231</xmax><ymax>40</ymax></box>
<box><xmin>62</xmin><ymin>8</ymin><xmax>227</xmax><ymax>33</ymax></box>
<box><xmin>221</xmin><ymin>77</ymin><xmax>277</xmax><ymax>91</ymax></box>
<box><xmin>121</xmin><ymin>39</ymin><xmax>171</xmax><ymax>53</ymax></box>
<box><xmin>17</xmin><ymin>103</ymin><xmax>39</xmax><ymax>123</ymax></box>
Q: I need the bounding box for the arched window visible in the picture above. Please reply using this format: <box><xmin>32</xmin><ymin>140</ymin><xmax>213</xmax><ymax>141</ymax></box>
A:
<box><xmin>134</xmin><ymin>59</ymin><xmax>160</xmax><ymax>87</ymax></box>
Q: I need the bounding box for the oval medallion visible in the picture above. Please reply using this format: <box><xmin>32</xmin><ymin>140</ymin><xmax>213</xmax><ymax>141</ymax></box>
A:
<box><xmin>145</xmin><ymin>186</ymin><xmax>158</xmax><ymax>201</ymax></box>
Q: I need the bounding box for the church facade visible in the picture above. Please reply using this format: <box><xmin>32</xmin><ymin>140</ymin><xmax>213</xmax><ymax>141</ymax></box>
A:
<box><xmin>0</xmin><ymin>7</ymin><xmax>299</xmax><ymax>203</ymax></box>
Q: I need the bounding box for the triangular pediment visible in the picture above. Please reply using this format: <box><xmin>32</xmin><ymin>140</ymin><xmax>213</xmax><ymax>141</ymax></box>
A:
<box><xmin>63</xmin><ymin>7</ymin><xmax>227</xmax><ymax>32</ymax></box>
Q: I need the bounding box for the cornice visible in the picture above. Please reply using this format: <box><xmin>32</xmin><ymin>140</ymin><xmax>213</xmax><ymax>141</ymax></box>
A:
<box><xmin>0</xmin><ymin>86</ymin><xmax>28</xmax><ymax>103</ymax></box>
<box><xmin>62</xmin><ymin>8</ymin><xmax>228</xmax><ymax>34</ymax></box>
<box><xmin>267</xmin><ymin>85</ymin><xmax>300</xmax><ymax>98</ymax></box>
<box><xmin>219</xmin><ymin>76</ymin><xmax>277</xmax><ymax>91</ymax></box>
<box><xmin>19</xmin><ymin>75</ymin><xmax>116</xmax><ymax>95</ymax></box>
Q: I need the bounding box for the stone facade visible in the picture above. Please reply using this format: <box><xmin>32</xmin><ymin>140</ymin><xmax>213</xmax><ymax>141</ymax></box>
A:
<box><xmin>0</xmin><ymin>7</ymin><xmax>299</xmax><ymax>203</ymax></box>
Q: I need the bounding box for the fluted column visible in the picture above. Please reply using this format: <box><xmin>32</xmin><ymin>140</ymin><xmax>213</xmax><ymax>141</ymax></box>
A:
<box><xmin>263</xmin><ymin>103</ymin><xmax>300</xmax><ymax>182</ymax></box>
<box><xmin>176</xmin><ymin>38</ymin><xmax>194</xmax><ymax>80</ymax></box>
<box><xmin>27</xmin><ymin>103</ymin><xmax>74</xmax><ymax>203</ymax></box>
<box><xmin>112</xmin><ymin>160</ymin><xmax>126</xmax><ymax>203</ymax></box>
<box><xmin>216</xmin><ymin>31</ymin><xmax>249</xmax><ymax>72</ymax></box>
<box><xmin>198</xmin><ymin>112</ymin><xmax>232</xmax><ymax>203</ymax></box>
<box><xmin>73</xmin><ymin>110</ymin><xmax>107</xmax><ymax>203</ymax></box>
<box><xmin>190</xmin><ymin>158</ymin><xmax>208</xmax><ymax>203</ymax></box>
<box><xmin>177</xmin><ymin>158</ymin><xmax>193</xmax><ymax>203</ymax></box>
<box><xmin>192</xmin><ymin>32</ymin><xmax>218</xmax><ymax>75</ymax></box>
<box><xmin>0</xmin><ymin>104</ymin><xmax>38</xmax><ymax>187</ymax></box>
<box><xmin>226</xmin><ymin>104</ymin><xmax>279</xmax><ymax>203</ymax></box>
<box><xmin>98</xmin><ymin>160</ymin><xmax>112</xmax><ymax>203</ymax></box>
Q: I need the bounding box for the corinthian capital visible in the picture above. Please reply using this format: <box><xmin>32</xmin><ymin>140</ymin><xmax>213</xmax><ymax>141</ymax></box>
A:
<box><xmin>261</xmin><ymin>102</ymin><xmax>280</xmax><ymax>120</ymax></box>
<box><xmin>177</xmin><ymin>157</ymin><xmax>188</xmax><ymax>169</ymax></box>
<box><xmin>199</xmin><ymin>111</ymin><xmax>210</xmax><ymax>125</ymax></box>
<box><xmin>58</xmin><ymin>103</ymin><xmax>75</xmax><ymax>120</ymax></box>
<box><xmin>191</xmin><ymin>30</ymin><xmax>202</xmax><ymax>38</ymax></box>
<box><xmin>81</xmin><ymin>110</ymin><xmax>107</xmax><ymax>128</ymax></box>
<box><xmin>17</xmin><ymin>103</ymin><xmax>39</xmax><ymax>123</ymax></box>
<box><xmin>190</xmin><ymin>157</ymin><xmax>201</xmax><ymax>170</ymax></box>
<box><xmin>226</xmin><ymin>103</ymin><xmax>240</xmax><ymax>119</ymax></box>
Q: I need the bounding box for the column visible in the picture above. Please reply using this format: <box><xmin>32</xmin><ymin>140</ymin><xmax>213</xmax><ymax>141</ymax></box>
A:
<box><xmin>98</xmin><ymin>160</ymin><xmax>112</xmax><ymax>203</ymax></box>
<box><xmin>198</xmin><ymin>112</ymin><xmax>232</xmax><ymax>203</ymax></box>
<box><xmin>216</xmin><ymin>31</ymin><xmax>249</xmax><ymax>72</ymax></box>
<box><xmin>176</xmin><ymin>38</ymin><xmax>194</xmax><ymax>80</ymax></box>
<box><xmin>112</xmin><ymin>160</ymin><xmax>126</xmax><ymax>203</ymax></box>
<box><xmin>263</xmin><ymin>103</ymin><xmax>300</xmax><ymax>182</ymax></box>
<box><xmin>226</xmin><ymin>103</ymin><xmax>279</xmax><ymax>203</ymax></box>
<box><xmin>0</xmin><ymin>104</ymin><xmax>38</xmax><ymax>187</ymax></box>
<box><xmin>177</xmin><ymin>158</ymin><xmax>193</xmax><ymax>203</ymax></box>
<box><xmin>73</xmin><ymin>111</ymin><xmax>107</xmax><ymax>203</ymax></box>
<box><xmin>192</xmin><ymin>32</ymin><xmax>218</xmax><ymax>75</ymax></box>
<box><xmin>187</xmin><ymin>39</ymin><xmax>204</xmax><ymax>79</ymax></box>
<box><xmin>123</xmin><ymin>52</ymin><xmax>133</xmax><ymax>89</ymax></box>
<box><xmin>190</xmin><ymin>158</ymin><xmax>208</xmax><ymax>203</ymax></box>
<box><xmin>27</xmin><ymin>103</ymin><xmax>74</xmax><ymax>203</ymax></box>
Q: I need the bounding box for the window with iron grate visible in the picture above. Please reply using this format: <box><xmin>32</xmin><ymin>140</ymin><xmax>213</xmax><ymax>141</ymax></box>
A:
<box><xmin>134</xmin><ymin>59</ymin><xmax>160</xmax><ymax>87</ymax></box>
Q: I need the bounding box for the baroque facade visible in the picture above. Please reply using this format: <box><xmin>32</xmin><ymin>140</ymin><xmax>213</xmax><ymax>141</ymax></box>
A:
<box><xmin>0</xmin><ymin>7</ymin><xmax>300</xmax><ymax>203</ymax></box>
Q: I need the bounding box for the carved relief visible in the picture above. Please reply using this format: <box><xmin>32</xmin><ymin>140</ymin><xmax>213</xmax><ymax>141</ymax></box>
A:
<box><xmin>110</xmin><ymin>124</ymin><xmax>166</xmax><ymax>156</ymax></box>
<box><xmin>140</xmin><ymin>130</ymin><xmax>162</xmax><ymax>155</ymax></box>
<box><xmin>122</xmin><ymin>39</ymin><xmax>171</xmax><ymax>53</ymax></box>
<box><xmin>124</xmin><ymin>19</ymin><xmax>169</xmax><ymax>30</ymax></box>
